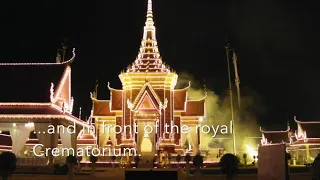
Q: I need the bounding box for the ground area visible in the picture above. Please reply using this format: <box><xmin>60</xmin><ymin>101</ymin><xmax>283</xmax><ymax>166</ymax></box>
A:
<box><xmin>8</xmin><ymin>173</ymin><xmax>312</xmax><ymax>180</ymax></box>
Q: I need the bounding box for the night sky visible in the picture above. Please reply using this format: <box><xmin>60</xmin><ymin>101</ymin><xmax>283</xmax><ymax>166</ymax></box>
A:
<box><xmin>1</xmin><ymin>0</ymin><xmax>319</xmax><ymax>129</ymax></box>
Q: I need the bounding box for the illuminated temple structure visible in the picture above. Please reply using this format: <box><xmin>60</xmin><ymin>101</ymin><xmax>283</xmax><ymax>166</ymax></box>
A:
<box><xmin>260</xmin><ymin>116</ymin><xmax>320</xmax><ymax>165</ymax></box>
<box><xmin>0</xmin><ymin>49</ymin><xmax>95</xmax><ymax>165</ymax></box>
<box><xmin>91</xmin><ymin>0</ymin><xmax>206</xmax><ymax>159</ymax></box>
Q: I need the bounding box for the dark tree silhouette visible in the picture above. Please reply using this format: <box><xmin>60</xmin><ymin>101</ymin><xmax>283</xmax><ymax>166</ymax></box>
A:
<box><xmin>0</xmin><ymin>152</ymin><xmax>17</xmax><ymax>180</ymax></box>
<box><xmin>219</xmin><ymin>153</ymin><xmax>240</xmax><ymax>180</ymax></box>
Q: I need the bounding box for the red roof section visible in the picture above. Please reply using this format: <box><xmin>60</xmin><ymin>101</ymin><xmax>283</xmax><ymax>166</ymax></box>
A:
<box><xmin>110</xmin><ymin>90</ymin><xmax>123</xmax><ymax>111</ymax></box>
<box><xmin>181</xmin><ymin>100</ymin><xmax>205</xmax><ymax>116</ymax></box>
<box><xmin>174</xmin><ymin>90</ymin><xmax>187</xmax><ymax>111</ymax></box>
<box><xmin>93</xmin><ymin>101</ymin><xmax>115</xmax><ymax>116</ymax></box>
<box><xmin>77</xmin><ymin>133</ymin><xmax>96</xmax><ymax>145</ymax></box>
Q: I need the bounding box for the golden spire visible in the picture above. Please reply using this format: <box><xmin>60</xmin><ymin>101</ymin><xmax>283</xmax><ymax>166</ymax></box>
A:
<box><xmin>144</xmin><ymin>0</ymin><xmax>155</xmax><ymax>39</ymax></box>
<box><xmin>127</xmin><ymin>0</ymin><xmax>170</xmax><ymax>73</ymax></box>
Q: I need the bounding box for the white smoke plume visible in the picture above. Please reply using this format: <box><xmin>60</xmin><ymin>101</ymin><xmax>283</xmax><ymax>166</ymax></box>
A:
<box><xmin>176</xmin><ymin>72</ymin><xmax>265</xmax><ymax>153</ymax></box>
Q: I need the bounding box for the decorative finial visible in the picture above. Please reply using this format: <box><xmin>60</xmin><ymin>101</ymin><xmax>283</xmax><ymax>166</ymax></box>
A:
<box><xmin>57</xmin><ymin>38</ymin><xmax>68</xmax><ymax>62</ymax></box>
<box><xmin>147</xmin><ymin>0</ymin><xmax>153</xmax><ymax>17</ymax></box>
<box><xmin>145</xmin><ymin>0</ymin><xmax>154</xmax><ymax>24</ymax></box>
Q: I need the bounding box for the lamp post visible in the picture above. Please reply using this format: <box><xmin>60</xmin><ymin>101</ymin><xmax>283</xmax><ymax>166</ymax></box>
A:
<box><xmin>224</xmin><ymin>43</ymin><xmax>236</xmax><ymax>155</ymax></box>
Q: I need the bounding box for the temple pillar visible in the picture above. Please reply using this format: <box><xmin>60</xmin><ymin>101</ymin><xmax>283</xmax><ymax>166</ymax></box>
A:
<box><xmin>136</xmin><ymin>121</ymin><xmax>144</xmax><ymax>153</ymax></box>
<box><xmin>293</xmin><ymin>146</ymin><xmax>299</xmax><ymax>165</ymax></box>
<box><xmin>305</xmin><ymin>144</ymin><xmax>310</xmax><ymax>163</ymax></box>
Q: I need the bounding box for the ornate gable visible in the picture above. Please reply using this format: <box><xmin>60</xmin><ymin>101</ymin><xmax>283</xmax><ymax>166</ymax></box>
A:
<box><xmin>50</xmin><ymin>66</ymin><xmax>73</xmax><ymax>114</ymax></box>
<box><xmin>136</xmin><ymin>91</ymin><xmax>158</xmax><ymax>110</ymax></box>
<box><xmin>131</xmin><ymin>82</ymin><xmax>161</xmax><ymax>110</ymax></box>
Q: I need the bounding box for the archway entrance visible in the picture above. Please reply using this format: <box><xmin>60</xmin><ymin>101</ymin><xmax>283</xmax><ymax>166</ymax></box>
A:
<box><xmin>136</xmin><ymin>120</ymin><xmax>156</xmax><ymax>168</ymax></box>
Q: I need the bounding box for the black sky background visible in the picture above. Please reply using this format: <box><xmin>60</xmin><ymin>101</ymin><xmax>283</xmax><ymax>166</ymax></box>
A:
<box><xmin>1</xmin><ymin>0</ymin><xmax>319</xmax><ymax>129</ymax></box>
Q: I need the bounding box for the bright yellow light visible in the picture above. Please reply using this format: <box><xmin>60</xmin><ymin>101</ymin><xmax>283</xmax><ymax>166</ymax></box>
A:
<box><xmin>199</xmin><ymin>117</ymin><xmax>204</xmax><ymax>122</ymax></box>
<box><xmin>246</xmin><ymin>145</ymin><xmax>258</xmax><ymax>158</ymax></box>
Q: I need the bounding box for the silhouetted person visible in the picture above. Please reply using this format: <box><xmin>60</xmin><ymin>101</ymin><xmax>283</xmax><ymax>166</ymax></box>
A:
<box><xmin>312</xmin><ymin>153</ymin><xmax>320</xmax><ymax>180</ymax></box>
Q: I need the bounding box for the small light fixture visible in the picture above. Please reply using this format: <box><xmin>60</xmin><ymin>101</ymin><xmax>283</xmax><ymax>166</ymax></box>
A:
<box><xmin>13</xmin><ymin>123</ymin><xmax>16</xmax><ymax>127</ymax></box>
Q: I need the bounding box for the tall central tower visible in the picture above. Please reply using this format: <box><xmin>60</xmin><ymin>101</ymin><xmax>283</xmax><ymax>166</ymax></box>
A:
<box><xmin>92</xmin><ymin>0</ymin><xmax>205</xmax><ymax>159</ymax></box>
<box><xmin>118</xmin><ymin>0</ymin><xmax>178</xmax><ymax>156</ymax></box>
<box><xmin>119</xmin><ymin>0</ymin><xmax>177</xmax><ymax>89</ymax></box>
